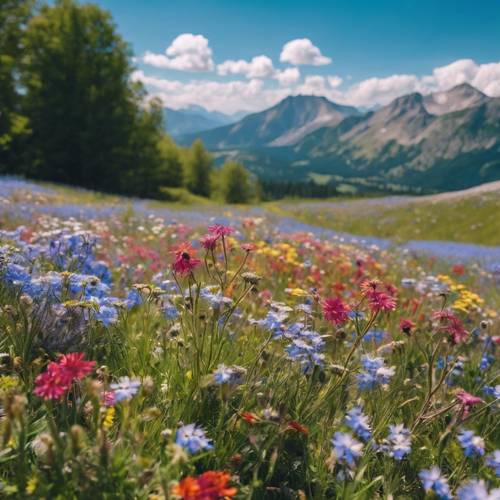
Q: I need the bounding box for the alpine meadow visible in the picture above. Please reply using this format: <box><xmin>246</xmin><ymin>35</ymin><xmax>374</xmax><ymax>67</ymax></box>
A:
<box><xmin>0</xmin><ymin>1</ymin><xmax>499</xmax><ymax>499</ymax></box>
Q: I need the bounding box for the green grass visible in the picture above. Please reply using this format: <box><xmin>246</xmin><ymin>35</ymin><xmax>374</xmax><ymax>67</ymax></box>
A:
<box><xmin>273</xmin><ymin>190</ymin><xmax>500</xmax><ymax>246</ymax></box>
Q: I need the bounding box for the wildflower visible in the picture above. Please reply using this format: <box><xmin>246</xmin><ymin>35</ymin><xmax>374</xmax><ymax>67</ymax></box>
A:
<box><xmin>345</xmin><ymin>406</ymin><xmax>371</xmax><ymax>441</ymax></box>
<box><xmin>58</xmin><ymin>353</ymin><xmax>95</xmax><ymax>380</ymax></box>
<box><xmin>286</xmin><ymin>420</ymin><xmax>309</xmax><ymax>435</ymax></box>
<box><xmin>363</xmin><ymin>329</ymin><xmax>385</xmax><ymax>344</ymax></box>
<box><xmin>34</xmin><ymin>364</ymin><xmax>71</xmax><ymax>400</ymax></box>
<box><xmin>200</xmin><ymin>233</ymin><xmax>219</xmax><ymax>251</ymax></box>
<box><xmin>457</xmin><ymin>479</ymin><xmax>500</xmax><ymax>500</ymax></box>
<box><xmin>110</xmin><ymin>377</ymin><xmax>141</xmax><ymax>402</ymax></box>
<box><xmin>367</xmin><ymin>291</ymin><xmax>397</xmax><ymax>312</ymax></box>
<box><xmin>419</xmin><ymin>467</ymin><xmax>452</xmax><ymax>500</ymax></box>
<box><xmin>176</xmin><ymin>424</ymin><xmax>213</xmax><ymax>454</ymax></box>
<box><xmin>212</xmin><ymin>364</ymin><xmax>246</xmax><ymax>385</ymax></box>
<box><xmin>457</xmin><ymin>430</ymin><xmax>485</xmax><ymax>457</ymax></box>
<box><xmin>172</xmin><ymin>243</ymin><xmax>201</xmax><ymax>276</ymax></box>
<box><xmin>456</xmin><ymin>389</ymin><xmax>483</xmax><ymax>408</ymax></box>
<box><xmin>331</xmin><ymin>432</ymin><xmax>363</xmax><ymax>467</ymax></box>
<box><xmin>357</xmin><ymin>355</ymin><xmax>395</xmax><ymax>390</ymax></box>
<box><xmin>433</xmin><ymin>310</ymin><xmax>468</xmax><ymax>343</ymax></box>
<box><xmin>208</xmin><ymin>224</ymin><xmax>234</xmax><ymax>237</ymax></box>
<box><xmin>483</xmin><ymin>385</ymin><xmax>500</xmax><ymax>399</ymax></box>
<box><xmin>399</xmin><ymin>318</ymin><xmax>415</xmax><ymax>335</ymax></box>
<box><xmin>240</xmin><ymin>412</ymin><xmax>259</xmax><ymax>424</ymax></box>
<box><xmin>486</xmin><ymin>450</ymin><xmax>500</xmax><ymax>476</ymax></box>
<box><xmin>322</xmin><ymin>297</ymin><xmax>350</xmax><ymax>325</ymax></box>
<box><xmin>385</xmin><ymin>424</ymin><xmax>412</xmax><ymax>460</ymax></box>
<box><xmin>241</xmin><ymin>243</ymin><xmax>256</xmax><ymax>252</ymax></box>
<box><xmin>172</xmin><ymin>471</ymin><xmax>237</xmax><ymax>499</ymax></box>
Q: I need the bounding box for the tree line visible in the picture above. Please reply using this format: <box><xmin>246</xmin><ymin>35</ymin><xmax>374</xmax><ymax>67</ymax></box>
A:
<box><xmin>0</xmin><ymin>0</ymin><xmax>258</xmax><ymax>203</ymax></box>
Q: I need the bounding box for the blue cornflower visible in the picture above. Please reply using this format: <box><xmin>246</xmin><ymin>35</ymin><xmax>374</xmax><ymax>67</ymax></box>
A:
<box><xmin>486</xmin><ymin>450</ymin><xmax>500</xmax><ymax>476</ymax></box>
<box><xmin>345</xmin><ymin>407</ymin><xmax>372</xmax><ymax>441</ymax></box>
<box><xmin>419</xmin><ymin>467</ymin><xmax>452</xmax><ymax>500</ymax></box>
<box><xmin>213</xmin><ymin>364</ymin><xmax>245</xmax><ymax>385</ymax></box>
<box><xmin>176</xmin><ymin>424</ymin><xmax>213</xmax><ymax>454</ymax></box>
<box><xmin>357</xmin><ymin>355</ymin><xmax>395</xmax><ymax>391</ymax></box>
<box><xmin>386</xmin><ymin>424</ymin><xmax>412</xmax><ymax>460</ymax></box>
<box><xmin>363</xmin><ymin>329</ymin><xmax>385</xmax><ymax>344</ymax></box>
<box><xmin>94</xmin><ymin>302</ymin><xmax>118</xmax><ymax>327</ymax></box>
<box><xmin>125</xmin><ymin>289</ymin><xmax>142</xmax><ymax>308</ymax></box>
<box><xmin>457</xmin><ymin>479</ymin><xmax>500</xmax><ymax>500</ymax></box>
<box><xmin>457</xmin><ymin>430</ymin><xmax>485</xmax><ymax>457</ymax></box>
<box><xmin>480</xmin><ymin>354</ymin><xmax>494</xmax><ymax>371</ymax></box>
<box><xmin>331</xmin><ymin>432</ymin><xmax>363</xmax><ymax>467</ymax></box>
<box><xmin>110</xmin><ymin>376</ymin><xmax>141</xmax><ymax>402</ymax></box>
<box><xmin>162</xmin><ymin>302</ymin><xmax>179</xmax><ymax>320</ymax></box>
<box><xmin>482</xmin><ymin>385</ymin><xmax>500</xmax><ymax>399</ymax></box>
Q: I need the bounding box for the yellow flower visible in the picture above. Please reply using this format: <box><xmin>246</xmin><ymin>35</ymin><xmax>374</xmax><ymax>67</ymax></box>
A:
<box><xmin>285</xmin><ymin>287</ymin><xmax>309</xmax><ymax>298</ymax></box>
<box><xmin>103</xmin><ymin>407</ymin><xmax>115</xmax><ymax>430</ymax></box>
<box><xmin>26</xmin><ymin>476</ymin><xmax>38</xmax><ymax>495</ymax></box>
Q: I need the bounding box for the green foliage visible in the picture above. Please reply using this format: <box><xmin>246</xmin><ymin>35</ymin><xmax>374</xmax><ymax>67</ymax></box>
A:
<box><xmin>157</xmin><ymin>135</ymin><xmax>184</xmax><ymax>188</ymax></box>
<box><xmin>216</xmin><ymin>160</ymin><xmax>255</xmax><ymax>204</ymax></box>
<box><xmin>182</xmin><ymin>139</ymin><xmax>213</xmax><ymax>197</ymax></box>
<box><xmin>0</xmin><ymin>0</ymin><xmax>33</xmax><ymax>171</ymax></box>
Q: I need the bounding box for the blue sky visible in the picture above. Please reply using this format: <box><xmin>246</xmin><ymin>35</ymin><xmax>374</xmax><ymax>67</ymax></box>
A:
<box><xmin>94</xmin><ymin>0</ymin><xmax>500</xmax><ymax>113</ymax></box>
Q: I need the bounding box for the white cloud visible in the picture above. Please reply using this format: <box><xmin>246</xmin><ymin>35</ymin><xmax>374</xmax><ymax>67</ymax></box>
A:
<box><xmin>342</xmin><ymin>74</ymin><xmax>420</xmax><ymax>107</ymax></box>
<box><xmin>217</xmin><ymin>55</ymin><xmax>275</xmax><ymax>79</ymax></box>
<box><xmin>328</xmin><ymin>76</ymin><xmax>343</xmax><ymax>88</ymax></box>
<box><xmin>131</xmin><ymin>70</ymin><xmax>288</xmax><ymax>114</ymax></box>
<box><xmin>280</xmin><ymin>38</ymin><xmax>331</xmax><ymax>66</ymax></box>
<box><xmin>275</xmin><ymin>67</ymin><xmax>301</xmax><ymax>86</ymax></box>
<box><xmin>142</xmin><ymin>33</ymin><xmax>214</xmax><ymax>72</ymax></box>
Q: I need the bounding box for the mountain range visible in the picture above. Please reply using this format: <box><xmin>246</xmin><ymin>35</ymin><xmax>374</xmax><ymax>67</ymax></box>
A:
<box><xmin>163</xmin><ymin>105</ymin><xmax>247</xmax><ymax>137</ymax></box>
<box><xmin>178</xmin><ymin>84</ymin><xmax>500</xmax><ymax>193</ymax></box>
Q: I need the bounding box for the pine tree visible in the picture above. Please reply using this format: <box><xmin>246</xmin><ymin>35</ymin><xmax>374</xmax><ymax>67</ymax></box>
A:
<box><xmin>183</xmin><ymin>139</ymin><xmax>213</xmax><ymax>197</ymax></box>
<box><xmin>218</xmin><ymin>160</ymin><xmax>255</xmax><ymax>203</ymax></box>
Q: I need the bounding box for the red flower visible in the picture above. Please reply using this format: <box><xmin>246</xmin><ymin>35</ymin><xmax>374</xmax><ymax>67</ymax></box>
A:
<box><xmin>400</xmin><ymin>318</ymin><xmax>416</xmax><ymax>334</ymax></box>
<box><xmin>58</xmin><ymin>353</ymin><xmax>95</xmax><ymax>381</ymax></box>
<box><xmin>367</xmin><ymin>291</ymin><xmax>397</xmax><ymax>312</ymax></box>
<box><xmin>208</xmin><ymin>224</ymin><xmax>235</xmax><ymax>237</ymax></box>
<box><xmin>451</xmin><ymin>264</ymin><xmax>466</xmax><ymax>276</ymax></box>
<box><xmin>173</xmin><ymin>471</ymin><xmax>237</xmax><ymax>499</ymax></box>
<box><xmin>286</xmin><ymin>420</ymin><xmax>309</xmax><ymax>435</ymax></box>
<box><xmin>34</xmin><ymin>353</ymin><xmax>95</xmax><ymax>401</ymax></box>
<box><xmin>200</xmin><ymin>234</ymin><xmax>219</xmax><ymax>251</ymax></box>
<box><xmin>172</xmin><ymin>243</ymin><xmax>201</xmax><ymax>276</ymax></box>
<box><xmin>322</xmin><ymin>297</ymin><xmax>350</xmax><ymax>325</ymax></box>
<box><xmin>34</xmin><ymin>363</ymin><xmax>71</xmax><ymax>400</ymax></box>
<box><xmin>240</xmin><ymin>411</ymin><xmax>259</xmax><ymax>424</ymax></box>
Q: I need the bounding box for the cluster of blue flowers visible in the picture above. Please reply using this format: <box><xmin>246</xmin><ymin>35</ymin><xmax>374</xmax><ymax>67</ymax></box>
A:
<box><xmin>356</xmin><ymin>355</ymin><xmax>395</xmax><ymax>390</ymax></box>
<box><xmin>256</xmin><ymin>301</ymin><xmax>325</xmax><ymax>373</ymax></box>
<box><xmin>212</xmin><ymin>364</ymin><xmax>246</xmax><ymax>385</ymax></box>
<box><xmin>378</xmin><ymin>424</ymin><xmax>412</xmax><ymax>460</ymax></box>
<box><xmin>345</xmin><ymin>406</ymin><xmax>372</xmax><ymax>441</ymax></box>
<box><xmin>176</xmin><ymin>424</ymin><xmax>213</xmax><ymax>454</ymax></box>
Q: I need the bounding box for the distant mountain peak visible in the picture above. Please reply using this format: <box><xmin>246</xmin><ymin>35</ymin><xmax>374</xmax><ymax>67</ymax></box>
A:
<box><xmin>424</xmin><ymin>83</ymin><xmax>488</xmax><ymax>115</ymax></box>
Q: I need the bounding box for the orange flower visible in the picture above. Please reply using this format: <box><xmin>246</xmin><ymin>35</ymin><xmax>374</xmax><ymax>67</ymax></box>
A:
<box><xmin>172</xmin><ymin>471</ymin><xmax>237</xmax><ymax>499</ymax></box>
<box><xmin>240</xmin><ymin>411</ymin><xmax>259</xmax><ymax>424</ymax></box>
<box><xmin>286</xmin><ymin>420</ymin><xmax>309</xmax><ymax>435</ymax></box>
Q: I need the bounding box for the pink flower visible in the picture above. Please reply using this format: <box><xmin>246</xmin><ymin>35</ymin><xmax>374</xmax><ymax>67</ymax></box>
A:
<box><xmin>34</xmin><ymin>353</ymin><xmax>95</xmax><ymax>401</ymax></box>
<box><xmin>208</xmin><ymin>224</ymin><xmax>235</xmax><ymax>237</ymax></box>
<box><xmin>101</xmin><ymin>391</ymin><xmax>117</xmax><ymax>407</ymax></box>
<box><xmin>322</xmin><ymin>297</ymin><xmax>350</xmax><ymax>325</ymax></box>
<box><xmin>34</xmin><ymin>363</ymin><xmax>71</xmax><ymax>400</ymax></box>
<box><xmin>400</xmin><ymin>318</ymin><xmax>416</xmax><ymax>334</ymax></box>
<box><xmin>433</xmin><ymin>310</ymin><xmax>468</xmax><ymax>344</ymax></box>
<box><xmin>241</xmin><ymin>243</ymin><xmax>256</xmax><ymax>252</ymax></box>
<box><xmin>367</xmin><ymin>291</ymin><xmax>397</xmax><ymax>312</ymax></box>
<box><xmin>172</xmin><ymin>243</ymin><xmax>201</xmax><ymax>276</ymax></box>
<box><xmin>200</xmin><ymin>233</ymin><xmax>219</xmax><ymax>251</ymax></box>
<box><xmin>58</xmin><ymin>353</ymin><xmax>95</xmax><ymax>381</ymax></box>
<box><xmin>456</xmin><ymin>389</ymin><xmax>483</xmax><ymax>407</ymax></box>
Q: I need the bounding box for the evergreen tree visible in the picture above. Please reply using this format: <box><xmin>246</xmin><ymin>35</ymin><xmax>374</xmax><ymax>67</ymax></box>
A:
<box><xmin>21</xmin><ymin>0</ymin><xmax>164</xmax><ymax>195</ymax></box>
<box><xmin>158</xmin><ymin>135</ymin><xmax>184</xmax><ymax>188</ymax></box>
<box><xmin>218</xmin><ymin>160</ymin><xmax>254</xmax><ymax>203</ymax></box>
<box><xmin>183</xmin><ymin>139</ymin><xmax>213</xmax><ymax>197</ymax></box>
<box><xmin>0</xmin><ymin>0</ymin><xmax>32</xmax><ymax>172</ymax></box>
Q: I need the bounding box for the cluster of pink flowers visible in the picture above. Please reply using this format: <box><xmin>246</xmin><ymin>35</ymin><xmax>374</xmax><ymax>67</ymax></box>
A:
<box><xmin>361</xmin><ymin>279</ymin><xmax>397</xmax><ymax>313</ymax></box>
<box><xmin>34</xmin><ymin>353</ymin><xmax>95</xmax><ymax>400</ymax></box>
<box><xmin>433</xmin><ymin>310</ymin><xmax>469</xmax><ymax>344</ymax></box>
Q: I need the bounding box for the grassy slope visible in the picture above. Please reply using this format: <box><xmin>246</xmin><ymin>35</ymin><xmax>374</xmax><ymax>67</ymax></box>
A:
<box><xmin>271</xmin><ymin>188</ymin><xmax>500</xmax><ymax>246</ymax></box>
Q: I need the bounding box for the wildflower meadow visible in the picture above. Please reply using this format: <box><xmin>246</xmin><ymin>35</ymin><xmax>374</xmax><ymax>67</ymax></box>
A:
<box><xmin>0</xmin><ymin>179</ymin><xmax>499</xmax><ymax>499</ymax></box>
